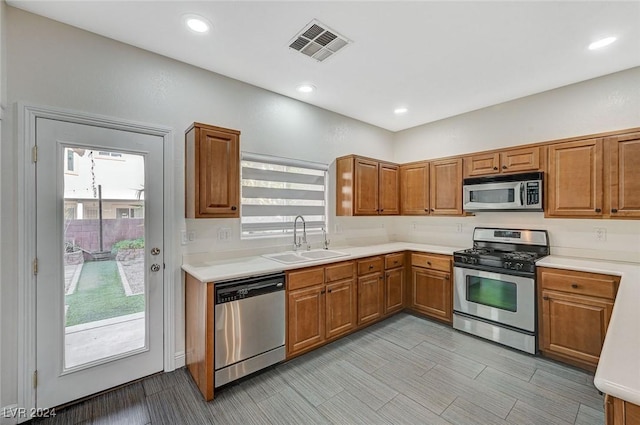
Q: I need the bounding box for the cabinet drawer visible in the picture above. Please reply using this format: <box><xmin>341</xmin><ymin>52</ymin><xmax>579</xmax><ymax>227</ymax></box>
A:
<box><xmin>538</xmin><ymin>267</ymin><xmax>619</xmax><ymax>300</ymax></box>
<box><xmin>325</xmin><ymin>261</ymin><xmax>355</xmax><ymax>283</ymax></box>
<box><xmin>287</xmin><ymin>267</ymin><xmax>325</xmax><ymax>291</ymax></box>
<box><xmin>411</xmin><ymin>253</ymin><xmax>451</xmax><ymax>272</ymax></box>
<box><xmin>385</xmin><ymin>253</ymin><xmax>405</xmax><ymax>269</ymax></box>
<box><xmin>357</xmin><ymin>257</ymin><xmax>384</xmax><ymax>275</ymax></box>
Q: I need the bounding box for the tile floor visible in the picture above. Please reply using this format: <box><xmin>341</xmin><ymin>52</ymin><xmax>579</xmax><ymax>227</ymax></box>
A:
<box><xmin>33</xmin><ymin>313</ymin><xmax>604</xmax><ymax>425</ymax></box>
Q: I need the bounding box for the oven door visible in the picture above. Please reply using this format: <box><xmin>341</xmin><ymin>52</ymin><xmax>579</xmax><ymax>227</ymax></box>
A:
<box><xmin>453</xmin><ymin>266</ymin><xmax>535</xmax><ymax>332</ymax></box>
<box><xmin>463</xmin><ymin>181</ymin><xmax>523</xmax><ymax>211</ymax></box>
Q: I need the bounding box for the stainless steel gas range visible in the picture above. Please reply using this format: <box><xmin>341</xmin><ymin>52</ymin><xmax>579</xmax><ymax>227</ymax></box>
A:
<box><xmin>453</xmin><ymin>228</ymin><xmax>549</xmax><ymax>354</ymax></box>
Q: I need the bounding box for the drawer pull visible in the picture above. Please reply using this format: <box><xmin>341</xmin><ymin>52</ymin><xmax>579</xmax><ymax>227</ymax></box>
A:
<box><xmin>393</xmin><ymin>260</ymin><xmax>398</xmax><ymax>264</ymax></box>
<box><xmin>427</xmin><ymin>261</ymin><xmax>431</xmax><ymax>266</ymax></box>
<box><xmin>571</xmin><ymin>283</ymin><xmax>579</xmax><ymax>289</ymax></box>
<box><xmin>493</xmin><ymin>166</ymin><xmax>498</xmax><ymax>170</ymax></box>
<box><xmin>369</xmin><ymin>265</ymin><xmax>374</xmax><ymax>270</ymax></box>
<box><xmin>502</xmin><ymin>165</ymin><xmax>508</xmax><ymax>169</ymax></box>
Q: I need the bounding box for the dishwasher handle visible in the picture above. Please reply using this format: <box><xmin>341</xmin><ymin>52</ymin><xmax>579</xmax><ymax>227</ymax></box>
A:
<box><xmin>215</xmin><ymin>273</ymin><xmax>285</xmax><ymax>304</ymax></box>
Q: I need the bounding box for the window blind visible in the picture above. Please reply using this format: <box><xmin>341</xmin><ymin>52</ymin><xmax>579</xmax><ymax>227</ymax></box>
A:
<box><xmin>241</xmin><ymin>152</ymin><xmax>328</xmax><ymax>237</ymax></box>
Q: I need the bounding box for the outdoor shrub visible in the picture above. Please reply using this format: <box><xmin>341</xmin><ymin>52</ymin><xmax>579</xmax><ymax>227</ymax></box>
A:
<box><xmin>111</xmin><ymin>237</ymin><xmax>145</xmax><ymax>253</ymax></box>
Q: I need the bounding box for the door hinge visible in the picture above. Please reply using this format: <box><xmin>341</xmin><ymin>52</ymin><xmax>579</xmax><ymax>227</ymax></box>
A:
<box><xmin>32</xmin><ymin>146</ymin><xmax>38</xmax><ymax>163</ymax></box>
<box><xmin>33</xmin><ymin>258</ymin><xmax>38</xmax><ymax>275</ymax></box>
<box><xmin>33</xmin><ymin>370</ymin><xmax>38</xmax><ymax>388</ymax></box>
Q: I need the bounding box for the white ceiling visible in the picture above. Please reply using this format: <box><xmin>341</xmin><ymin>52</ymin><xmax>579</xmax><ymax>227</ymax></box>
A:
<box><xmin>8</xmin><ymin>1</ymin><xmax>640</xmax><ymax>132</ymax></box>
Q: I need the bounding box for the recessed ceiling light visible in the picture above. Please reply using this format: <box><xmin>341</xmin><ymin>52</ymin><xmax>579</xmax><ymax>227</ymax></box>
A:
<box><xmin>588</xmin><ymin>36</ymin><xmax>617</xmax><ymax>50</ymax></box>
<box><xmin>394</xmin><ymin>107</ymin><xmax>408</xmax><ymax>115</ymax></box>
<box><xmin>296</xmin><ymin>84</ymin><xmax>316</xmax><ymax>93</ymax></box>
<box><xmin>184</xmin><ymin>15</ymin><xmax>210</xmax><ymax>33</ymax></box>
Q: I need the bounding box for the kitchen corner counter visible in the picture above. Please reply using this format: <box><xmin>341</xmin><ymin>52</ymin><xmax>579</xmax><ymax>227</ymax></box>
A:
<box><xmin>536</xmin><ymin>255</ymin><xmax>640</xmax><ymax>405</ymax></box>
<box><xmin>181</xmin><ymin>242</ymin><xmax>459</xmax><ymax>283</ymax></box>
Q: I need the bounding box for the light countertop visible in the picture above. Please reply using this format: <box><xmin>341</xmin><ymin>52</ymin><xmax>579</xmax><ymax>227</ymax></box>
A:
<box><xmin>537</xmin><ymin>256</ymin><xmax>640</xmax><ymax>405</ymax></box>
<box><xmin>182</xmin><ymin>246</ymin><xmax>640</xmax><ymax>405</ymax></box>
<box><xmin>181</xmin><ymin>242</ymin><xmax>459</xmax><ymax>282</ymax></box>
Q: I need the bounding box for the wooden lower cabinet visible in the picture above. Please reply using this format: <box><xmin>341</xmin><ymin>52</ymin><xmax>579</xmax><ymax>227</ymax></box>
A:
<box><xmin>411</xmin><ymin>267</ymin><xmax>452</xmax><ymax>323</ymax></box>
<box><xmin>538</xmin><ymin>267</ymin><xmax>619</xmax><ymax>371</ymax></box>
<box><xmin>287</xmin><ymin>284</ymin><xmax>325</xmax><ymax>356</ymax></box>
<box><xmin>384</xmin><ymin>267</ymin><xmax>404</xmax><ymax>315</ymax></box>
<box><xmin>606</xmin><ymin>395</ymin><xmax>640</xmax><ymax>425</ymax></box>
<box><xmin>326</xmin><ymin>279</ymin><xmax>357</xmax><ymax>340</ymax></box>
<box><xmin>357</xmin><ymin>272</ymin><xmax>384</xmax><ymax>325</ymax></box>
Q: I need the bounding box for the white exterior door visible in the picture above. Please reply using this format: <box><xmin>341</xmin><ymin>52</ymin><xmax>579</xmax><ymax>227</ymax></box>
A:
<box><xmin>35</xmin><ymin>117</ymin><xmax>164</xmax><ymax>408</ymax></box>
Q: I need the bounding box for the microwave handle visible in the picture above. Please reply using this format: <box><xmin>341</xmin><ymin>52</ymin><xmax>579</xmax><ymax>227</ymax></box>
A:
<box><xmin>519</xmin><ymin>182</ymin><xmax>525</xmax><ymax>206</ymax></box>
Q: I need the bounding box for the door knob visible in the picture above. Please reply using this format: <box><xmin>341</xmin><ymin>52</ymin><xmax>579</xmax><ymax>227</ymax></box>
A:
<box><xmin>151</xmin><ymin>247</ymin><xmax>160</xmax><ymax>256</ymax></box>
<box><xmin>150</xmin><ymin>264</ymin><xmax>161</xmax><ymax>272</ymax></box>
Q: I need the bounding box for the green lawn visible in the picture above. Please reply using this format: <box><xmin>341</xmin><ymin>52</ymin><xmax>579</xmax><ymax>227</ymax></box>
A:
<box><xmin>65</xmin><ymin>260</ymin><xmax>144</xmax><ymax>327</ymax></box>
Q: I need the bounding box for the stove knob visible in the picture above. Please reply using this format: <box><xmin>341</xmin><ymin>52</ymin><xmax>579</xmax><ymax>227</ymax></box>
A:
<box><xmin>470</xmin><ymin>257</ymin><xmax>478</xmax><ymax>265</ymax></box>
<box><xmin>515</xmin><ymin>263</ymin><xmax>524</xmax><ymax>271</ymax></box>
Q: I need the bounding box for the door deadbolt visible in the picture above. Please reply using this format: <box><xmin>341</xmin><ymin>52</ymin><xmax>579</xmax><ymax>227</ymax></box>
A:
<box><xmin>151</xmin><ymin>247</ymin><xmax>161</xmax><ymax>256</ymax></box>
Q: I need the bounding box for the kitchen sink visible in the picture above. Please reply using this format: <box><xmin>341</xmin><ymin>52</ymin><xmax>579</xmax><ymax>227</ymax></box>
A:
<box><xmin>299</xmin><ymin>249</ymin><xmax>350</xmax><ymax>260</ymax></box>
<box><xmin>263</xmin><ymin>249</ymin><xmax>350</xmax><ymax>264</ymax></box>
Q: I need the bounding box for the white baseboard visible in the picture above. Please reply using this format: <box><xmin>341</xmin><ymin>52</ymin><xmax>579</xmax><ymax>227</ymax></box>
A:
<box><xmin>174</xmin><ymin>351</ymin><xmax>185</xmax><ymax>369</ymax></box>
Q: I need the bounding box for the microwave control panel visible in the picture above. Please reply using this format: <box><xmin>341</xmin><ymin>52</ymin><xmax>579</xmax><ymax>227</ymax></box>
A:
<box><xmin>526</xmin><ymin>182</ymin><xmax>540</xmax><ymax>205</ymax></box>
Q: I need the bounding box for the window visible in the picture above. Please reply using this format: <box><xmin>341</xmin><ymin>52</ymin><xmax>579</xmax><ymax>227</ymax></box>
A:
<box><xmin>241</xmin><ymin>152</ymin><xmax>328</xmax><ymax>237</ymax></box>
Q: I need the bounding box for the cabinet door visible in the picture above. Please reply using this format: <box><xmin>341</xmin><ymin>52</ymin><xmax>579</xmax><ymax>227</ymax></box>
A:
<box><xmin>430</xmin><ymin>158</ymin><xmax>463</xmax><ymax>215</ymax></box>
<box><xmin>400</xmin><ymin>162</ymin><xmax>429</xmax><ymax>215</ymax></box>
<box><xmin>464</xmin><ymin>153</ymin><xmax>500</xmax><ymax>177</ymax></box>
<box><xmin>379</xmin><ymin>163</ymin><xmax>400</xmax><ymax>215</ymax></box>
<box><xmin>287</xmin><ymin>285</ymin><xmax>325</xmax><ymax>357</ymax></box>
<box><xmin>384</xmin><ymin>268</ymin><xmax>404</xmax><ymax>315</ymax></box>
<box><xmin>197</xmin><ymin>127</ymin><xmax>240</xmax><ymax>217</ymax></box>
<box><xmin>500</xmin><ymin>146</ymin><xmax>540</xmax><ymax>174</ymax></box>
<box><xmin>357</xmin><ymin>273</ymin><xmax>384</xmax><ymax>325</ymax></box>
<box><xmin>547</xmin><ymin>139</ymin><xmax>603</xmax><ymax>217</ymax></box>
<box><xmin>326</xmin><ymin>279</ymin><xmax>357</xmax><ymax>340</ymax></box>
<box><xmin>540</xmin><ymin>290</ymin><xmax>613</xmax><ymax>367</ymax></box>
<box><xmin>609</xmin><ymin>133</ymin><xmax>640</xmax><ymax>218</ymax></box>
<box><xmin>411</xmin><ymin>267</ymin><xmax>452</xmax><ymax>323</ymax></box>
<box><xmin>354</xmin><ymin>158</ymin><xmax>380</xmax><ymax>215</ymax></box>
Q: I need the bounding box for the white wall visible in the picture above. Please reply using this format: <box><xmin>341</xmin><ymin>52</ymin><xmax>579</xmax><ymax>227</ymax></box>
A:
<box><xmin>392</xmin><ymin>67</ymin><xmax>640</xmax><ymax>262</ymax></box>
<box><xmin>0</xmin><ymin>0</ymin><xmax>6</xmax><ymax>416</ymax></box>
<box><xmin>0</xmin><ymin>7</ymin><xmax>394</xmax><ymax>409</ymax></box>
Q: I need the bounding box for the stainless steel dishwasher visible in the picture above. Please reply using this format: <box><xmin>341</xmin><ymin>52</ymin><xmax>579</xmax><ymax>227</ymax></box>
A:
<box><xmin>214</xmin><ymin>272</ymin><xmax>285</xmax><ymax>387</ymax></box>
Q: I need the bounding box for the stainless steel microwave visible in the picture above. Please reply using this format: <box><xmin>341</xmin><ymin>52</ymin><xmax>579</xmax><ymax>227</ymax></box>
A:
<box><xmin>463</xmin><ymin>172</ymin><xmax>543</xmax><ymax>211</ymax></box>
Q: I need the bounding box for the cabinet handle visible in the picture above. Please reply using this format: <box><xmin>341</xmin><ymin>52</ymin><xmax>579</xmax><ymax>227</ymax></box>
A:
<box><xmin>543</xmin><ymin>296</ymin><xmax>549</xmax><ymax>300</ymax></box>
<box><xmin>430</xmin><ymin>208</ymin><xmax>434</xmax><ymax>212</ymax></box>
<box><xmin>380</xmin><ymin>209</ymin><xmax>384</xmax><ymax>212</ymax></box>
<box><xmin>502</xmin><ymin>165</ymin><xmax>507</xmax><ymax>169</ymax></box>
<box><xmin>231</xmin><ymin>206</ymin><xmax>237</xmax><ymax>211</ymax></box>
<box><xmin>424</xmin><ymin>208</ymin><xmax>429</xmax><ymax>212</ymax></box>
<box><xmin>445</xmin><ymin>276</ymin><xmax>449</xmax><ymax>280</ymax></box>
<box><xmin>493</xmin><ymin>166</ymin><xmax>498</xmax><ymax>170</ymax></box>
<box><xmin>595</xmin><ymin>208</ymin><xmax>602</xmax><ymax>213</ymax></box>
<box><xmin>379</xmin><ymin>276</ymin><xmax>383</xmax><ymax>280</ymax></box>
<box><xmin>393</xmin><ymin>260</ymin><xmax>398</xmax><ymax>264</ymax></box>
<box><xmin>427</xmin><ymin>261</ymin><xmax>431</xmax><ymax>266</ymax></box>
<box><xmin>328</xmin><ymin>289</ymin><xmax>332</xmax><ymax>293</ymax></box>
<box><xmin>321</xmin><ymin>290</ymin><xmax>326</xmax><ymax>294</ymax></box>
<box><xmin>611</xmin><ymin>208</ymin><xmax>618</xmax><ymax>213</ymax></box>
<box><xmin>369</xmin><ymin>265</ymin><xmax>374</xmax><ymax>270</ymax></box>
<box><xmin>571</xmin><ymin>283</ymin><xmax>578</xmax><ymax>289</ymax></box>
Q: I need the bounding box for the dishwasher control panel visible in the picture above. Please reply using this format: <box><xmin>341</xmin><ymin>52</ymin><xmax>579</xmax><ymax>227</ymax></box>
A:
<box><xmin>215</xmin><ymin>273</ymin><xmax>285</xmax><ymax>304</ymax></box>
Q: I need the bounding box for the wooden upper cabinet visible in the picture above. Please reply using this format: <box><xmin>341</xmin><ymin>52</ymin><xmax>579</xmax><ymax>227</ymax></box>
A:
<box><xmin>430</xmin><ymin>157</ymin><xmax>463</xmax><ymax>215</ymax></box>
<box><xmin>355</xmin><ymin>157</ymin><xmax>379</xmax><ymax>215</ymax></box>
<box><xmin>336</xmin><ymin>155</ymin><xmax>399</xmax><ymax>216</ymax></box>
<box><xmin>547</xmin><ymin>138</ymin><xmax>603</xmax><ymax>218</ymax></box>
<box><xmin>608</xmin><ymin>133</ymin><xmax>640</xmax><ymax>218</ymax></box>
<box><xmin>464</xmin><ymin>146</ymin><xmax>541</xmax><ymax>177</ymax></box>
<box><xmin>379</xmin><ymin>162</ymin><xmax>400</xmax><ymax>215</ymax></box>
<box><xmin>400</xmin><ymin>162</ymin><xmax>429</xmax><ymax>215</ymax></box>
<box><xmin>185</xmin><ymin>123</ymin><xmax>240</xmax><ymax>218</ymax></box>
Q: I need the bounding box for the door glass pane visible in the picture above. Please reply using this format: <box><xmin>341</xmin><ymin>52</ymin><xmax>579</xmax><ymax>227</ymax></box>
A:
<box><xmin>466</xmin><ymin>276</ymin><xmax>517</xmax><ymax>312</ymax></box>
<box><xmin>63</xmin><ymin>147</ymin><xmax>146</xmax><ymax>369</ymax></box>
<box><xmin>469</xmin><ymin>188</ymin><xmax>515</xmax><ymax>203</ymax></box>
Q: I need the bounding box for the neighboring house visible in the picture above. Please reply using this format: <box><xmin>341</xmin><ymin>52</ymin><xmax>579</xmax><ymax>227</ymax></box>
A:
<box><xmin>63</xmin><ymin>148</ymin><xmax>145</xmax><ymax>220</ymax></box>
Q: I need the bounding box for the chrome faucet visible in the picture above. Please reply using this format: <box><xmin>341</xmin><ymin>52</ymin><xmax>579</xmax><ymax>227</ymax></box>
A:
<box><xmin>322</xmin><ymin>226</ymin><xmax>330</xmax><ymax>250</ymax></box>
<box><xmin>293</xmin><ymin>215</ymin><xmax>309</xmax><ymax>251</ymax></box>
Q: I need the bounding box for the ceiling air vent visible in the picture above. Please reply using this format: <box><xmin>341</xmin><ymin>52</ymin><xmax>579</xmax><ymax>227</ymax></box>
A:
<box><xmin>288</xmin><ymin>20</ymin><xmax>351</xmax><ymax>62</ymax></box>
